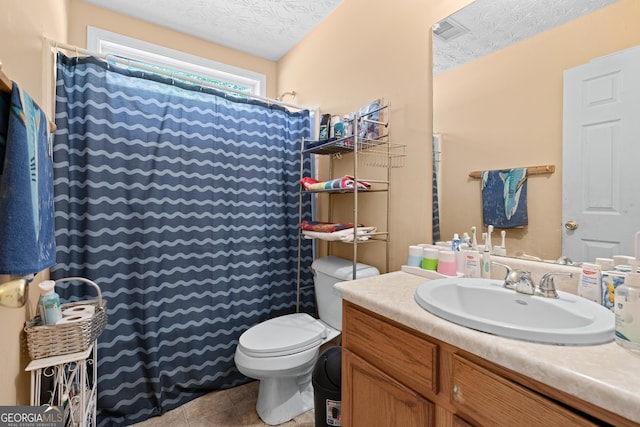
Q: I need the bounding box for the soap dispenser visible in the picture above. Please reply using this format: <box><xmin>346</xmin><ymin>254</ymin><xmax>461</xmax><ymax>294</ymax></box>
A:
<box><xmin>38</xmin><ymin>280</ymin><xmax>62</xmax><ymax>325</ymax></box>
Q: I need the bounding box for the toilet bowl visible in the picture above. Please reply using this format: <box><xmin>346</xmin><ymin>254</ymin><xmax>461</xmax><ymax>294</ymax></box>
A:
<box><xmin>234</xmin><ymin>256</ymin><xmax>379</xmax><ymax>425</ymax></box>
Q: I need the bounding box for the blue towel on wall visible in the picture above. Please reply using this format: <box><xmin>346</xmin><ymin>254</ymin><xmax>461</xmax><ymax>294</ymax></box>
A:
<box><xmin>481</xmin><ymin>168</ymin><xmax>528</xmax><ymax>228</ymax></box>
<box><xmin>0</xmin><ymin>82</ymin><xmax>56</xmax><ymax>274</ymax></box>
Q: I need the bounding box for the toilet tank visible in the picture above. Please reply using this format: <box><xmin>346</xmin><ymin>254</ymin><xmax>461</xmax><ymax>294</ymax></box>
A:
<box><xmin>311</xmin><ymin>256</ymin><xmax>380</xmax><ymax>331</ymax></box>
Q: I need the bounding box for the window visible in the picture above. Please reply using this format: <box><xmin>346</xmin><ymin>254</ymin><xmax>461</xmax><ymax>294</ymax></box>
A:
<box><xmin>87</xmin><ymin>27</ymin><xmax>266</xmax><ymax>97</ymax></box>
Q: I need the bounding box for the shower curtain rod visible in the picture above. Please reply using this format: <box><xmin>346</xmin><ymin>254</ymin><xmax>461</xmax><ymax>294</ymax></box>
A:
<box><xmin>44</xmin><ymin>37</ymin><xmax>308</xmax><ymax>111</ymax></box>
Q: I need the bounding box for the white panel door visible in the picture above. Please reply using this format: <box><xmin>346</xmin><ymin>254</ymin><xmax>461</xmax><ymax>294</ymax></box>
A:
<box><xmin>563</xmin><ymin>45</ymin><xmax>640</xmax><ymax>262</ymax></box>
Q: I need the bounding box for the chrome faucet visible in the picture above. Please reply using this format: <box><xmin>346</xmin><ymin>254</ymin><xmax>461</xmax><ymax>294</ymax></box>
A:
<box><xmin>492</xmin><ymin>262</ymin><xmax>536</xmax><ymax>295</ymax></box>
<box><xmin>538</xmin><ymin>272</ymin><xmax>573</xmax><ymax>299</ymax></box>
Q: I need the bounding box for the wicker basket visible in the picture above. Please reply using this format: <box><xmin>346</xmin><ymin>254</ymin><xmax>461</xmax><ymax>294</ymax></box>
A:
<box><xmin>24</xmin><ymin>277</ymin><xmax>107</xmax><ymax>360</ymax></box>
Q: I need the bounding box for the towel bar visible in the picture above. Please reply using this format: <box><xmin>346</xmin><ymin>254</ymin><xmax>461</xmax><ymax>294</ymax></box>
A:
<box><xmin>468</xmin><ymin>164</ymin><xmax>555</xmax><ymax>179</ymax></box>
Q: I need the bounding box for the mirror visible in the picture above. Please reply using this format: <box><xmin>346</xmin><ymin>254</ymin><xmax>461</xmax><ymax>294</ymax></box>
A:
<box><xmin>432</xmin><ymin>0</ymin><xmax>639</xmax><ymax>262</ymax></box>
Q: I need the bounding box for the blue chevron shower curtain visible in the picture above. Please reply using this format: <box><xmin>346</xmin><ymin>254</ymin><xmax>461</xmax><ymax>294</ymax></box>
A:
<box><xmin>52</xmin><ymin>53</ymin><xmax>314</xmax><ymax>426</ymax></box>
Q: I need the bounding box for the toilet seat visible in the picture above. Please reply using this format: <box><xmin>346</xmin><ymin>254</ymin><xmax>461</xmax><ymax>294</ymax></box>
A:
<box><xmin>239</xmin><ymin>313</ymin><xmax>327</xmax><ymax>358</ymax></box>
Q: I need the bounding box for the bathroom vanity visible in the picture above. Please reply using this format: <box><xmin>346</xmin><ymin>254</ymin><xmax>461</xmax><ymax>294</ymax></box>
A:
<box><xmin>337</xmin><ymin>271</ymin><xmax>640</xmax><ymax>426</ymax></box>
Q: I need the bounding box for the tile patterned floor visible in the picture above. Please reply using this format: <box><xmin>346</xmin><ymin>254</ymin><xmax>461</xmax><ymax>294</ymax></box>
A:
<box><xmin>131</xmin><ymin>381</ymin><xmax>315</xmax><ymax>427</ymax></box>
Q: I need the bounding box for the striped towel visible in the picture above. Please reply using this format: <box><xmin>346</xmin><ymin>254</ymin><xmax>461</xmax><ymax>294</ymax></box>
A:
<box><xmin>300</xmin><ymin>175</ymin><xmax>370</xmax><ymax>191</ymax></box>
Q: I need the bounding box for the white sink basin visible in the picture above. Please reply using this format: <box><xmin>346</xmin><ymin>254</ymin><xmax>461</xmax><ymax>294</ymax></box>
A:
<box><xmin>414</xmin><ymin>278</ymin><xmax>614</xmax><ymax>345</ymax></box>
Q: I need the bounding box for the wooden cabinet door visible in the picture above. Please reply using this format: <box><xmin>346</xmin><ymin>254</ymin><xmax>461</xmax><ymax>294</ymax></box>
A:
<box><xmin>342</xmin><ymin>301</ymin><xmax>438</xmax><ymax>398</ymax></box>
<box><xmin>342</xmin><ymin>348</ymin><xmax>434</xmax><ymax>427</ymax></box>
<box><xmin>451</xmin><ymin>355</ymin><xmax>598</xmax><ymax>426</ymax></box>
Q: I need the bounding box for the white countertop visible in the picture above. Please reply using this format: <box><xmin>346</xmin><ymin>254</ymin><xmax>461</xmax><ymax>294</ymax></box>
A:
<box><xmin>336</xmin><ymin>271</ymin><xmax>640</xmax><ymax>424</ymax></box>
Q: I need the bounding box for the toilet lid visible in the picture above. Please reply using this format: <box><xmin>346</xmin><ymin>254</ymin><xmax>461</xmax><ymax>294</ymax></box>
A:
<box><xmin>239</xmin><ymin>313</ymin><xmax>327</xmax><ymax>357</ymax></box>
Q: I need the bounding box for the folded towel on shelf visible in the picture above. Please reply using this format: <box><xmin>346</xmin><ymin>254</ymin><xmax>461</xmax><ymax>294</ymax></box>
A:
<box><xmin>0</xmin><ymin>82</ymin><xmax>56</xmax><ymax>274</ymax></box>
<box><xmin>300</xmin><ymin>176</ymin><xmax>371</xmax><ymax>191</ymax></box>
<box><xmin>481</xmin><ymin>168</ymin><xmax>528</xmax><ymax>228</ymax></box>
<box><xmin>300</xmin><ymin>220</ymin><xmax>358</xmax><ymax>233</ymax></box>
<box><xmin>302</xmin><ymin>226</ymin><xmax>378</xmax><ymax>242</ymax></box>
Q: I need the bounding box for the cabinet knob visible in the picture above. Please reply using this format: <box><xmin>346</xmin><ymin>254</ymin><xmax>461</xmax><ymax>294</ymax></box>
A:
<box><xmin>453</xmin><ymin>385</ymin><xmax>459</xmax><ymax>395</ymax></box>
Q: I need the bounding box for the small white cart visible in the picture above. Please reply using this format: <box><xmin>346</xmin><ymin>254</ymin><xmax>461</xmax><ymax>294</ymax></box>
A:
<box><xmin>26</xmin><ymin>341</ymin><xmax>97</xmax><ymax>426</ymax></box>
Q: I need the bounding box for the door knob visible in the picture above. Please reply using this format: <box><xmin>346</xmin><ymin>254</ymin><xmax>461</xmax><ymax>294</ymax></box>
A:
<box><xmin>564</xmin><ymin>220</ymin><xmax>579</xmax><ymax>231</ymax></box>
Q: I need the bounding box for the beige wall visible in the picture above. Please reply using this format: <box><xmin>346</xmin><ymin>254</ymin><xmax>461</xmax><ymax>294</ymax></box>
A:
<box><xmin>1</xmin><ymin>0</ymin><xmax>280</xmax><ymax>406</ymax></box>
<box><xmin>3</xmin><ymin>0</ymin><xmax>532</xmax><ymax>408</ymax></box>
<box><xmin>278</xmin><ymin>0</ymin><xmax>473</xmax><ymax>273</ymax></box>
<box><xmin>0</xmin><ymin>0</ymin><xmax>68</xmax><ymax>406</ymax></box>
<box><xmin>435</xmin><ymin>0</ymin><xmax>640</xmax><ymax>261</ymax></box>
<box><xmin>67</xmin><ymin>0</ymin><xmax>279</xmax><ymax>99</ymax></box>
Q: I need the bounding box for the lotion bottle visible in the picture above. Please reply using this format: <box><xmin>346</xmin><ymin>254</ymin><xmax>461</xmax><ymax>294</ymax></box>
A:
<box><xmin>38</xmin><ymin>280</ymin><xmax>62</xmax><ymax>325</ymax></box>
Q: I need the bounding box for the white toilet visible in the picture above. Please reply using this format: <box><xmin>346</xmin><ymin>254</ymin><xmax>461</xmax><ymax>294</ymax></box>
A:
<box><xmin>234</xmin><ymin>256</ymin><xmax>379</xmax><ymax>425</ymax></box>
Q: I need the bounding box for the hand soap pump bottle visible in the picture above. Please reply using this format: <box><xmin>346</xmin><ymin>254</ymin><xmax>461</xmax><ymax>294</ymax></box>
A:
<box><xmin>38</xmin><ymin>280</ymin><xmax>62</xmax><ymax>325</ymax></box>
<box><xmin>615</xmin><ymin>260</ymin><xmax>640</xmax><ymax>351</ymax></box>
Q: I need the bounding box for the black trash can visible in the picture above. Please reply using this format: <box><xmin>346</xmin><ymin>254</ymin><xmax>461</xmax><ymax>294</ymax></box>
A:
<box><xmin>312</xmin><ymin>346</ymin><xmax>342</xmax><ymax>426</ymax></box>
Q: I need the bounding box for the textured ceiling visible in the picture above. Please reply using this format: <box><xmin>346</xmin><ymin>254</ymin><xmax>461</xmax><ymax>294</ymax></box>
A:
<box><xmin>433</xmin><ymin>0</ymin><xmax>620</xmax><ymax>75</ymax></box>
<box><xmin>82</xmin><ymin>0</ymin><xmax>343</xmax><ymax>61</ymax></box>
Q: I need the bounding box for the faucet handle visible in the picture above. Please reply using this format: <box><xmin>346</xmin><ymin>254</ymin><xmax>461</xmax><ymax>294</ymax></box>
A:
<box><xmin>491</xmin><ymin>262</ymin><xmax>513</xmax><ymax>289</ymax></box>
<box><xmin>514</xmin><ymin>271</ymin><xmax>535</xmax><ymax>295</ymax></box>
<box><xmin>538</xmin><ymin>272</ymin><xmax>573</xmax><ymax>298</ymax></box>
<box><xmin>491</xmin><ymin>262</ymin><xmax>534</xmax><ymax>294</ymax></box>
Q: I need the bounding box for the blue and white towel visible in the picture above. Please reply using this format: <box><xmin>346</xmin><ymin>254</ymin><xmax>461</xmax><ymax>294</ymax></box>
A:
<box><xmin>0</xmin><ymin>82</ymin><xmax>56</xmax><ymax>274</ymax></box>
<box><xmin>481</xmin><ymin>168</ymin><xmax>528</xmax><ymax>228</ymax></box>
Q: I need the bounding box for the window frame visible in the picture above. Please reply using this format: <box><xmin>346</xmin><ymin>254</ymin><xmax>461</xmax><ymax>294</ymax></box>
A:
<box><xmin>87</xmin><ymin>27</ymin><xmax>266</xmax><ymax>97</ymax></box>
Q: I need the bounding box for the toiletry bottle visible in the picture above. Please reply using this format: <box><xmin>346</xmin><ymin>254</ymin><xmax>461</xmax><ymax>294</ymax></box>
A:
<box><xmin>437</xmin><ymin>250</ymin><xmax>457</xmax><ymax>276</ymax></box>
<box><xmin>343</xmin><ymin>114</ymin><xmax>353</xmax><ymax>136</ymax></box>
<box><xmin>451</xmin><ymin>234</ymin><xmax>464</xmax><ymax>273</ymax></box>
<box><xmin>422</xmin><ymin>247</ymin><xmax>439</xmax><ymax>271</ymax></box>
<box><xmin>407</xmin><ymin>245</ymin><xmax>423</xmax><ymax>267</ymax></box>
<box><xmin>330</xmin><ymin>114</ymin><xmax>341</xmax><ymax>138</ymax></box>
<box><xmin>602</xmin><ymin>269</ymin><xmax>625</xmax><ymax>311</ymax></box>
<box><xmin>38</xmin><ymin>280</ymin><xmax>62</xmax><ymax>325</ymax></box>
<box><xmin>334</xmin><ymin>117</ymin><xmax>344</xmax><ymax>139</ymax></box>
<box><xmin>463</xmin><ymin>250</ymin><xmax>481</xmax><ymax>278</ymax></box>
<box><xmin>319</xmin><ymin>114</ymin><xmax>331</xmax><ymax>139</ymax></box>
<box><xmin>615</xmin><ymin>261</ymin><xmax>640</xmax><ymax>351</ymax></box>
<box><xmin>451</xmin><ymin>233</ymin><xmax>461</xmax><ymax>252</ymax></box>
<box><xmin>578</xmin><ymin>263</ymin><xmax>602</xmax><ymax>304</ymax></box>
